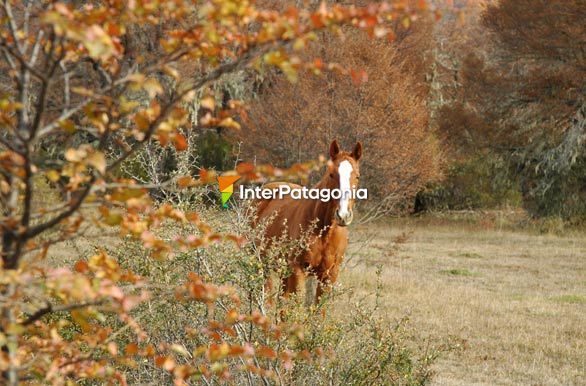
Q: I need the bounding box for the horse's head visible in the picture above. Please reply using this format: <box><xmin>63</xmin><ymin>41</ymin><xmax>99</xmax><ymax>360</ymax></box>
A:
<box><xmin>326</xmin><ymin>139</ymin><xmax>362</xmax><ymax>227</ymax></box>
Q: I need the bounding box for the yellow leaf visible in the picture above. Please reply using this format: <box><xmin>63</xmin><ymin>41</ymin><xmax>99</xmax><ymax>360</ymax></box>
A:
<box><xmin>143</xmin><ymin>78</ymin><xmax>164</xmax><ymax>98</ymax></box>
<box><xmin>163</xmin><ymin>65</ymin><xmax>180</xmax><ymax>81</ymax></box>
<box><xmin>103</xmin><ymin>212</ymin><xmax>123</xmax><ymax>226</ymax></box>
<box><xmin>65</xmin><ymin>148</ymin><xmax>87</xmax><ymax>162</ymax></box>
<box><xmin>264</xmin><ymin>51</ymin><xmax>284</xmax><ymax>66</ymax></box>
<box><xmin>86</xmin><ymin>151</ymin><xmax>106</xmax><ymax>174</ymax></box>
<box><xmin>5</xmin><ymin>323</ymin><xmax>25</xmax><ymax>335</ymax></box>
<box><xmin>59</xmin><ymin>119</ymin><xmax>76</xmax><ymax>133</ymax></box>
<box><xmin>119</xmin><ymin>96</ymin><xmax>139</xmax><ymax>114</ymax></box>
<box><xmin>71</xmin><ymin>87</ymin><xmax>95</xmax><ymax>97</ymax></box>
<box><xmin>218</xmin><ymin>117</ymin><xmax>241</xmax><ymax>130</ymax></box>
<box><xmin>200</xmin><ymin>95</ymin><xmax>215</xmax><ymax>111</ymax></box>
<box><xmin>293</xmin><ymin>38</ymin><xmax>305</xmax><ymax>51</ymax></box>
<box><xmin>46</xmin><ymin>170</ymin><xmax>61</xmax><ymax>182</ymax></box>
<box><xmin>127</xmin><ymin>73</ymin><xmax>145</xmax><ymax>84</ymax></box>
<box><xmin>170</xmin><ymin>344</ymin><xmax>190</xmax><ymax>357</ymax></box>
<box><xmin>82</xmin><ymin>25</ymin><xmax>116</xmax><ymax>60</ymax></box>
<box><xmin>111</xmin><ymin>188</ymin><xmax>146</xmax><ymax>202</ymax></box>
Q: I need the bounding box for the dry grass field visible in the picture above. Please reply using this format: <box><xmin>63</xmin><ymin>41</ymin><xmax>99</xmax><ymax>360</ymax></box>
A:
<box><xmin>44</xmin><ymin>207</ymin><xmax>585</xmax><ymax>384</ymax></box>
<box><xmin>339</xmin><ymin>215</ymin><xmax>586</xmax><ymax>385</ymax></box>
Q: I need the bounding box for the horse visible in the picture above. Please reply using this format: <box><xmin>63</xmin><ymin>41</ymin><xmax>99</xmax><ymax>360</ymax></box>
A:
<box><xmin>253</xmin><ymin>140</ymin><xmax>362</xmax><ymax>304</ymax></box>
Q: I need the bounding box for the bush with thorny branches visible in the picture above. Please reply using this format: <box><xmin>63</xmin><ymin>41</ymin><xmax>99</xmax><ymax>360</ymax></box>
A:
<box><xmin>0</xmin><ymin>0</ymin><xmax>429</xmax><ymax>384</ymax></box>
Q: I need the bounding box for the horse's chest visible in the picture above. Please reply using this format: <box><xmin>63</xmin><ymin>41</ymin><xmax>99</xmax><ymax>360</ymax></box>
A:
<box><xmin>305</xmin><ymin>226</ymin><xmax>348</xmax><ymax>269</ymax></box>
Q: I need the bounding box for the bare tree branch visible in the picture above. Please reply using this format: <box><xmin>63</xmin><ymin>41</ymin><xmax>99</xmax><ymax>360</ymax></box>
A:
<box><xmin>21</xmin><ymin>301</ymin><xmax>105</xmax><ymax>326</ymax></box>
<box><xmin>60</xmin><ymin>62</ymin><xmax>71</xmax><ymax>112</ymax></box>
<box><xmin>35</xmin><ymin>74</ymin><xmax>133</xmax><ymax>139</ymax></box>
<box><xmin>1</xmin><ymin>0</ymin><xmax>23</xmax><ymax>55</ymax></box>
<box><xmin>0</xmin><ymin>40</ymin><xmax>46</xmax><ymax>82</ymax></box>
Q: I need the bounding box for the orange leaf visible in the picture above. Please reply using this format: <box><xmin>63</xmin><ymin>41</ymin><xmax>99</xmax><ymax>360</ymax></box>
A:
<box><xmin>144</xmin><ymin>344</ymin><xmax>156</xmax><ymax>357</ymax></box>
<box><xmin>125</xmin><ymin>343</ymin><xmax>139</xmax><ymax>355</ymax></box>
<box><xmin>235</xmin><ymin>162</ymin><xmax>255</xmax><ymax>174</ymax></box>
<box><xmin>74</xmin><ymin>260</ymin><xmax>89</xmax><ymax>273</ymax></box>
<box><xmin>350</xmin><ymin>69</ymin><xmax>368</xmax><ymax>86</ymax></box>
<box><xmin>256</xmin><ymin>346</ymin><xmax>277</xmax><ymax>359</ymax></box>
<box><xmin>173</xmin><ymin>133</ymin><xmax>188</xmax><ymax>151</ymax></box>
<box><xmin>177</xmin><ymin>176</ymin><xmax>196</xmax><ymax>188</ymax></box>
<box><xmin>155</xmin><ymin>356</ymin><xmax>175</xmax><ymax>371</ymax></box>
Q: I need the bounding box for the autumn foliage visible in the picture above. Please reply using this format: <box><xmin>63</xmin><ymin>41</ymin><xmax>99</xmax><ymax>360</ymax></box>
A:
<box><xmin>432</xmin><ymin>0</ymin><xmax>586</xmax><ymax>219</ymax></box>
<box><xmin>243</xmin><ymin>26</ymin><xmax>441</xmax><ymax>211</ymax></box>
<box><xmin>1</xmin><ymin>0</ymin><xmax>584</xmax><ymax>384</ymax></box>
<box><xmin>0</xmin><ymin>0</ymin><xmax>424</xmax><ymax>384</ymax></box>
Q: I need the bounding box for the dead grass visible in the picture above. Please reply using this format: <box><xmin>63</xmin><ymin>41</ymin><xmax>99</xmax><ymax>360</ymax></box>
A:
<box><xmin>338</xmin><ymin>216</ymin><xmax>586</xmax><ymax>385</ymax></box>
<box><xmin>40</xmin><ymin>201</ymin><xmax>585</xmax><ymax>384</ymax></box>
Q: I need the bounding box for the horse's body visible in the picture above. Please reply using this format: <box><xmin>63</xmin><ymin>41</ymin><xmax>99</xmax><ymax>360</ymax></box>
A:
<box><xmin>254</xmin><ymin>140</ymin><xmax>362</xmax><ymax>302</ymax></box>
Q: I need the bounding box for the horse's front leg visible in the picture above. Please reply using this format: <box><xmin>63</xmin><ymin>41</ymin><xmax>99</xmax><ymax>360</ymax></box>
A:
<box><xmin>315</xmin><ymin>262</ymin><xmax>340</xmax><ymax>305</ymax></box>
<box><xmin>315</xmin><ymin>280</ymin><xmax>326</xmax><ymax>304</ymax></box>
<box><xmin>315</xmin><ymin>227</ymin><xmax>347</xmax><ymax>305</ymax></box>
<box><xmin>282</xmin><ymin>265</ymin><xmax>305</xmax><ymax>299</ymax></box>
<box><xmin>264</xmin><ymin>275</ymin><xmax>274</xmax><ymax>305</ymax></box>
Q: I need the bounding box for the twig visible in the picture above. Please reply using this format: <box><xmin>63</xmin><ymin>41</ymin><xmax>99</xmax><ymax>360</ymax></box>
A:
<box><xmin>0</xmin><ymin>39</ymin><xmax>46</xmax><ymax>81</ymax></box>
<box><xmin>60</xmin><ymin>62</ymin><xmax>70</xmax><ymax>112</ymax></box>
<box><xmin>36</xmin><ymin>75</ymin><xmax>132</xmax><ymax>139</ymax></box>
<box><xmin>21</xmin><ymin>300</ymin><xmax>105</xmax><ymax>326</ymax></box>
<box><xmin>21</xmin><ymin>0</ymin><xmax>32</xmax><ymax>53</ymax></box>
<box><xmin>1</xmin><ymin>0</ymin><xmax>23</xmax><ymax>55</ymax></box>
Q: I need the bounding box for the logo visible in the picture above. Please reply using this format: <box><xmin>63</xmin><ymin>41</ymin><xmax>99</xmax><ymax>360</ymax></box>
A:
<box><xmin>239</xmin><ymin>185</ymin><xmax>368</xmax><ymax>202</ymax></box>
<box><xmin>217</xmin><ymin>175</ymin><xmax>241</xmax><ymax>208</ymax></box>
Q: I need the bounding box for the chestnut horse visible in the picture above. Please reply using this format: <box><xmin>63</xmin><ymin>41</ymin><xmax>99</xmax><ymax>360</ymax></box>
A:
<box><xmin>254</xmin><ymin>140</ymin><xmax>362</xmax><ymax>303</ymax></box>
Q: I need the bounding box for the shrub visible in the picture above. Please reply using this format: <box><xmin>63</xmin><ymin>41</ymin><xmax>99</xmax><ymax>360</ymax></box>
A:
<box><xmin>414</xmin><ymin>154</ymin><xmax>522</xmax><ymax>212</ymax></box>
<box><xmin>96</xmin><ymin>204</ymin><xmax>442</xmax><ymax>385</ymax></box>
<box><xmin>0</xmin><ymin>1</ymin><xmax>436</xmax><ymax>384</ymax></box>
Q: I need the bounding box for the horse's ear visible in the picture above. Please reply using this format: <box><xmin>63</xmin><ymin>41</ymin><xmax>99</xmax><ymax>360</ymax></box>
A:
<box><xmin>329</xmin><ymin>140</ymin><xmax>340</xmax><ymax>159</ymax></box>
<box><xmin>352</xmin><ymin>142</ymin><xmax>362</xmax><ymax>161</ymax></box>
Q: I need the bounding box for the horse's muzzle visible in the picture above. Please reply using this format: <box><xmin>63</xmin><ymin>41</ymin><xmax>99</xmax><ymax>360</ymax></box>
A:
<box><xmin>335</xmin><ymin>209</ymin><xmax>353</xmax><ymax>226</ymax></box>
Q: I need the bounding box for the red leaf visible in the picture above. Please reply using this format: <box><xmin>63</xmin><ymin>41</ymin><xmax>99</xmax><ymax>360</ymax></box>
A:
<box><xmin>235</xmin><ymin>162</ymin><xmax>255</xmax><ymax>174</ymax></box>
<box><xmin>350</xmin><ymin>69</ymin><xmax>368</xmax><ymax>86</ymax></box>
<box><xmin>177</xmin><ymin>176</ymin><xmax>196</xmax><ymax>188</ymax></box>
<box><xmin>74</xmin><ymin>260</ymin><xmax>89</xmax><ymax>273</ymax></box>
<box><xmin>256</xmin><ymin>346</ymin><xmax>277</xmax><ymax>359</ymax></box>
<box><xmin>125</xmin><ymin>343</ymin><xmax>139</xmax><ymax>355</ymax></box>
<box><xmin>173</xmin><ymin>133</ymin><xmax>188</xmax><ymax>151</ymax></box>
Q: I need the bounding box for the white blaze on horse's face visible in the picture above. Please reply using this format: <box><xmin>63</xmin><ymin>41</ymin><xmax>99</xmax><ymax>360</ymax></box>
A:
<box><xmin>336</xmin><ymin>160</ymin><xmax>353</xmax><ymax>225</ymax></box>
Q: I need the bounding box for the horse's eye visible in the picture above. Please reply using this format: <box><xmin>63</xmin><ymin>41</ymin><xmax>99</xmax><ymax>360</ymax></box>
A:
<box><xmin>330</xmin><ymin>173</ymin><xmax>335</xmax><ymax>178</ymax></box>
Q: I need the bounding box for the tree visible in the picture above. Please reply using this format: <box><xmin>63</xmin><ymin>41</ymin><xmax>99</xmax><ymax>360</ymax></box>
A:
<box><xmin>0</xmin><ymin>1</ymin><xmax>413</xmax><ymax>383</ymax></box>
<box><xmin>436</xmin><ymin>0</ymin><xmax>586</xmax><ymax>219</ymax></box>
<box><xmin>242</xmin><ymin>21</ymin><xmax>441</xmax><ymax>215</ymax></box>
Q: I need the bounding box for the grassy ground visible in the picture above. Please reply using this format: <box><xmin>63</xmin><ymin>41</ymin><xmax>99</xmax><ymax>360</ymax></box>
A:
<box><xmin>340</xmin><ymin>215</ymin><xmax>586</xmax><ymax>385</ymax></box>
<box><xmin>42</xmin><ymin>204</ymin><xmax>585</xmax><ymax>384</ymax></box>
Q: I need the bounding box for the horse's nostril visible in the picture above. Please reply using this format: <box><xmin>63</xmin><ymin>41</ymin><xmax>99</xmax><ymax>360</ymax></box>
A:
<box><xmin>345</xmin><ymin>210</ymin><xmax>354</xmax><ymax>225</ymax></box>
<box><xmin>335</xmin><ymin>209</ymin><xmax>353</xmax><ymax>226</ymax></box>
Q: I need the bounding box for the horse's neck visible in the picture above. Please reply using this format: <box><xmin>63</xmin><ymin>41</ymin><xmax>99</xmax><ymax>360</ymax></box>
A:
<box><xmin>305</xmin><ymin>177</ymin><xmax>337</xmax><ymax>235</ymax></box>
